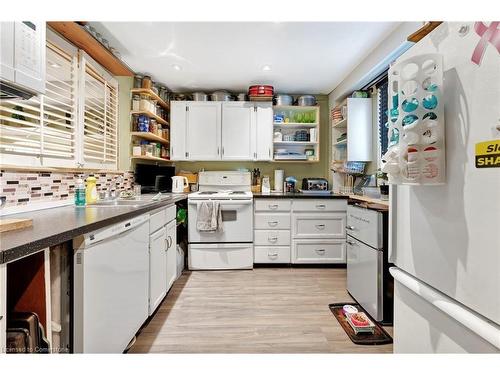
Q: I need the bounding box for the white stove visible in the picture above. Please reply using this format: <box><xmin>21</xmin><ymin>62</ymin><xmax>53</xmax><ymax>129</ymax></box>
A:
<box><xmin>187</xmin><ymin>171</ymin><xmax>254</xmax><ymax>270</ymax></box>
<box><xmin>188</xmin><ymin>190</ymin><xmax>253</xmax><ymax>200</ymax></box>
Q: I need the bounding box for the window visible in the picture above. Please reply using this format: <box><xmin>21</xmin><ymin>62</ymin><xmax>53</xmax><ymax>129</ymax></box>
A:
<box><xmin>0</xmin><ymin>31</ymin><xmax>118</xmax><ymax>170</ymax></box>
<box><xmin>79</xmin><ymin>52</ymin><xmax>118</xmax><ymax>170</ymax></box>
<box><xmin>376</xmin><ymin>76</ymin><xmax>389</xmax><ymax>163</ymax></box>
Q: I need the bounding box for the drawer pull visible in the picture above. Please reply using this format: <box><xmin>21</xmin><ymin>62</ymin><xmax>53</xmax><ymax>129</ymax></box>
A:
<box><xmin>268</xmin><ymin>252</ymin><xmax>279</xmax><ymax>259</ymax></box>
<box><xmin>268</xmin><ymin>204</ymin><xmax>279</xmax><ymax>210</ymax></box>
<box><xmin>315</xmin><ymin>224</ymin><xmax>326</xmax><ymax>230</ymax></box>
<box><xmin>268</xmin><ymin>221</ymin><xmax>278</xmax><ymax>227</ymax></box>
<box><xmin>346</xmin><ymin>240</ymin><xmax>356</xmax><ymax>246</ymax></box>
<box><xmin>315</xmin><ymin>249</ymin><xmax>326</xmax><ymax>255</ymax></box>
<box><xmin>268</xmin><ymin>237</ymin><xmax>278</xmax><ymax>243</ymax></box>
<box><xmin>316</xmin><ymin>204</ymin><xmax>326</xmax><ymax>209</ymax></box>
<box><xmin>346</xmin><ymin>225</ymin><xmax>355</xmax><ymax>230</ymax></box>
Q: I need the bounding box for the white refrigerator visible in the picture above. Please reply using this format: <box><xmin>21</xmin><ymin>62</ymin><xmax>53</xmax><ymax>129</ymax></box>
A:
<box><xmin>388</xmin><ymin>22</ymin><xmax>500</xmax><ymax>353</ymax></box>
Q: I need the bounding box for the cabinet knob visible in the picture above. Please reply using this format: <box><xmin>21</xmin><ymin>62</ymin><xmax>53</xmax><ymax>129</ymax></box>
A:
<box><xmin>316</xmin><ymin>204</ymin><xmax>326</xmax><ymax>209</ymax></box>
<box><xmin>315</xmin><ymin>249</ymin><xmax>326</xmax><ymax>255</ymax></box>
<box><xmin>346</xmin><ymin>240</ymin><xmax>356</xmax><ymax>246</ymax></box>
<box><xmin>268</xmin><ymin>237</ymin><xmax>278</xmax><ymax>243</ymax></box>
<box><xmin>268</xmin><ymin>253</ymin><xmax>279</xmax><ymax>259</ymax></box>
<box><xmin>315</xmin><ymin>224</ymin><xmax>326</xmax><ymax>230</ymax></box>
<box><xmin>346</xmin><ymin>225</ymin><xmax>355</xmax><ymax>230</ymax></box>
<box><xmin>268</xmin><ymin>204</ymin><xmax>279</xmax><ymax>210</ymax></box>
<box><xmin>268</xmin><ymin>221</ymin><xmax>278</xmax><ymax>227</ymax></box>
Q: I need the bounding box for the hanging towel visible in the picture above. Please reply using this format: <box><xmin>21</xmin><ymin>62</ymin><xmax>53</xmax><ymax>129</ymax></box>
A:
<box><xmin>196</xmin><ymin>201</ymin><xmax>223</xmax><ymax>232</ymax></box>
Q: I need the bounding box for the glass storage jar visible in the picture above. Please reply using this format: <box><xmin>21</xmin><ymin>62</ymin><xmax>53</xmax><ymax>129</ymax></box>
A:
<box><xmin>142</xmin><ymin>75</ymin><xmax>152</xmax><ymax>90</ymax></box>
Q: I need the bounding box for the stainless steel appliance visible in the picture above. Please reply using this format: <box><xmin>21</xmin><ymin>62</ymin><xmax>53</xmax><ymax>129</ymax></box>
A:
<box><xmin>301</xmin><ymin>178</ymin><xmax>328</xmax><ymax>191</ymax></box>
<box><xmin>346</xmin><ymin>204</ymin><xmax>392</xmax><ymax>323</ymax></box>
<box><xmin>188</xmin><ymin>171</ymin><xmax>253</xmax><ymax>270</ymax></box>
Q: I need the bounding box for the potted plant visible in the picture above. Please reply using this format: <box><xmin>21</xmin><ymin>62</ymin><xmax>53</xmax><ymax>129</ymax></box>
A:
<box><xmin>377</xmin><ymin>169</ymin><xmax>389</xmax><ymax>198</ymax></box>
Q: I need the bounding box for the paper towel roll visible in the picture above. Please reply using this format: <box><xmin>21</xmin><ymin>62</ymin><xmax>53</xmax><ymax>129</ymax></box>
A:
<box><xmin>274</xmin><ymin>170</ymin><xmax>284</xmax><ymax>192</ymax></box>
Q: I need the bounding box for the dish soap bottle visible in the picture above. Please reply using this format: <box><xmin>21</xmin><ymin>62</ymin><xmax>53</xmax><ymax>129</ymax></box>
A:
<box><xmin>85</xmin><ymin>176</ymin><xmax>98</xmax><ymax>204</ymax></box>
<box><xmin>74</xmin><ymin>178</ymin><xmax>86</xmax><ymax>207</ymax></box>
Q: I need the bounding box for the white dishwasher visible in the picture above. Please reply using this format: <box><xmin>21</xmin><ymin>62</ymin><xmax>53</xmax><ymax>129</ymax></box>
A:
<box><xmin>73</xmin><ymin>214</ymin><xmax>149</xmax><ymax>353</ymax></box>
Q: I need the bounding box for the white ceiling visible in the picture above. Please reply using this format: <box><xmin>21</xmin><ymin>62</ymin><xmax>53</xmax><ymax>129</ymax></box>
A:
<box><xmin>93</xmin><ymin>22</ymin><xmax>398</xmax><ymax>94</ymax></box>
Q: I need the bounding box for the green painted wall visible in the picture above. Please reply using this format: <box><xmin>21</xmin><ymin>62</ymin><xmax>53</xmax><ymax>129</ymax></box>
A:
<box><xmin>175</xmin><ymin>95</ymin><xmax>331</xmax><ymax>186</ymax></box>
<box><xmin>117</xmin><ymin>76</ymin><xmax>133</xmax><ymax>171</ymax></box>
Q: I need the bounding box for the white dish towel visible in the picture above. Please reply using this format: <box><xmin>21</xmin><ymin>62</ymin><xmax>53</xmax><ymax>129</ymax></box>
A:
<box><xmin>196</xmin><ymin>201</ymin><xmax>223</xmax><ymax>232</ymax></box>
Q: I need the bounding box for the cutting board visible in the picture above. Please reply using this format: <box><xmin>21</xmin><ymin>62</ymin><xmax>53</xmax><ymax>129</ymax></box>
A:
<box><xmin>0</xmin><ymin>218</ymin><xmax>33</xmax><ymax>233</ymax></box>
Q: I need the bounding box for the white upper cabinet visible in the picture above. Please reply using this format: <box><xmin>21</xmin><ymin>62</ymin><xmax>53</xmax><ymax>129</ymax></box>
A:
<box><xmin>221</xmin><ymin>102</ymin><xmax>254</xmax><ymax>160</ymax></box>
<box><xmin>0</xmin><ymin>21</ymin><xmax>45</xmax><ymax>95</ymax></box>
<box><xmin>0</xmin><ymin>23</ymin><xmax>15</xmax><ymax>82</ymax></box>
<box><xmin>186</xmin><ymin>102</ymin><xmax>221</xmax><ymax>160</ymax></box>
<box><xmin>169</xmin><ymin>101</ymin><xmax>273</xmax><ymax>161</ymax></box>
<box><xmin>170</xmin><ymin>101</ymin><xmax>187</xmax><ymax>160</ymax></box>
<box><xmin>254</xmin><ymin>103</ymin><xmax>273</xmax><ymax>161</ymax></box>
<box><xmin>347</xmin><ymin>98</ymin><xmax>373</xmax><ymax>161</ymax></box>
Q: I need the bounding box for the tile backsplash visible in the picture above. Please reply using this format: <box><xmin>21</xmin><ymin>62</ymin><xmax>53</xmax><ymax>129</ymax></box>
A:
<box><xmin>0</xmin><ymin>170</ymin><xmax>134</xmax><ymax>208</ymax></box>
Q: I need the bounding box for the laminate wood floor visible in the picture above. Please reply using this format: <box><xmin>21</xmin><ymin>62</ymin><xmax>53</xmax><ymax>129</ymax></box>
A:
<box><xmin>128</xmin><ymin>267</ymin><xmax>393</xmax><ymax>353</ymax></box>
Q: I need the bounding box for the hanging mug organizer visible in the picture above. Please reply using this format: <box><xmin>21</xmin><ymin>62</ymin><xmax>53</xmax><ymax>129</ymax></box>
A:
<box><xmin>382</xmin><ymin>53</ymin><xmax>446</xmax><ymax>185</ymax></box>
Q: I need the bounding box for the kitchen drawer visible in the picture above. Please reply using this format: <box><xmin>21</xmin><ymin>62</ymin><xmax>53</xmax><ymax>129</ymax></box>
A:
<box><xmin>254</xmin><ymin>246</ymin><xmax>291</xmax><ymax>264</ymax></box>
<box><xmin>254</xmin><ymin>230</ymin><xmax>291</xmax><ymax>246</ymax></box>
<box><xmin>255</xmin><ymin>199</ymin><xmax>292</xmax><ymax>212</ymax></box>
<box><xmin>292</xmin><ymin>240</ymin><xmax>346</xmax><ymax>264</ymax></box>
<box><xmin>292</xmin><ymin>213</ymin><xmax>346</xmax><ymax>239</ymax></box>
<box><xmin>292</xmin><ymin>199</ymin><xmax>347</xmax><ymax>212</ymax></box>
<box><xmin>149</xmin><ymin>207</ymin><xmax>167</xmax><ymax>233</ymax></box>
<box><xmin>254</xmin><ymin>213</ymin><xmax>290</xmax><ymax>230</ymax></box>
<box><xmin>166</xmin><ymin>204</ymin><xmax>177</xmax><ymax>222</ymax></box>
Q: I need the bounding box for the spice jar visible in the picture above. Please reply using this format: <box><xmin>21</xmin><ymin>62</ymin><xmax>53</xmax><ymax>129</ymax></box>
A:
<box><xmin>156</xmin><ymin>125</ymin><xmax>163</xmax><ymax>137</ymax></box>
<box><xmin>132</xmin><ymin>95</ymin><xmax>140</xmax><ymax>111</ymax></box>
<box><xmin>133</xmin><ymin>74</ymin><xmax>143</xmax><ymax>88</ymax></box>
<box><xmin>145</xmin><ymin>143</ymin><xmax>153</xmax><ymax>157</ymax></box>
<box><xmin>132</xmin><ymin>141</ymin><xmax>142</xmax><ymax>156</ymax></box>
<box><xmin>139</xmin><ymin>94</ymin><xmax>150</xmax><ymax>112</ymax></box>
<box><xmin>163</xmin><ymin>128</ymin><xmax>169</xmax><ymax>141</ymax></box>
<box><xmin>149</xmin><ymin>119</ymin><xmax>158</xmax><ymax>135</ymax></box>
<box><xmin>142</xmin><ymin>75</ymin><xmax>152</xmax><ymax>90</ymax></box>
<box><xmin>137</xmin><ymin>114</ymin><xmax>149</xmax><ymax>132</ymax></box>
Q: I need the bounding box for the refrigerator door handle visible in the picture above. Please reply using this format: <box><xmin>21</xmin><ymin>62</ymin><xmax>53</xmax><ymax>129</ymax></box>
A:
<box><xmin>390</xmin><ymin>267</ymin><xmax>500</xmax><ymax>350</ymax></box>
<box><xmin>388</xmin><ymin>184</ymin><xmax>397</xmax><ymax>263</ymax></box>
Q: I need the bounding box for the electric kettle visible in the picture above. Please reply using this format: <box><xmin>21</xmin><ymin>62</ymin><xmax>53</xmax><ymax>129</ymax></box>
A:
<box><xmin>171</xmin><ymin>176</ymin><xmax>189</xmax><ymax>193</ymax></box>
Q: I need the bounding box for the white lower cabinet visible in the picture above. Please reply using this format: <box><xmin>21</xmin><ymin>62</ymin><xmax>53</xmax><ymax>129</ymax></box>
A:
<box><xmin>149</xmin><ymin>227</ymin><xmax>167</xmax><ymax>315</ymax></box>
<box><xmin>253</xmin><ymin>198</ymin><xmax>348</xmax><ymax>264</ymax></box>
<box><xmin>166</xmin><ymin>218</ymin><xmax>177</xmax><ymax>291</ymax></box>
<box><xmin>254</xmin><ymin>247</ymin><xmax>291</xmax><ymax>264</ymax></box>
<box><xmin>292</xmin><ymin>240</ymin><xmax>346</xmax><ymax>264</ymax></box>
<box><xmin>292</xmin><ymin>213</ymin><xmax>346</xmax><ymax>239</ymax></box>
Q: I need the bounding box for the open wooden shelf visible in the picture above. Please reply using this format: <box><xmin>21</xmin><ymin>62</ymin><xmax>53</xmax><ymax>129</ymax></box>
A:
<box><xmin>273</xmin><ymin>122</ymin><xmax>318</xmax><ymax>128</ymax></box>
<box><xmin>273</xmin><ymin>105</ymin><xmax>319</xmax><ymax>111</ymax></box>
<box><xmin>274</xmin><ymin>141</ymin><xmax>318</xmax><ymax>146</ymax></box>
<box><xmin>332</xmin><ymin>118</ymin><xmax>347</xmax><ymax>128</ymax></box>
<box><xmin>130</xmin><ymin>131</ymin><xmax>169</xmax><ymax>145</ymax></box>
<box><xmin>131</xmin><ymin>155</ymin><xmax>172</xmax><ymax>163</ymax></box>
<box><xmin>48</xmin><ymin>22</ymin><xmax>133</xmax><ymax>76</ymax></box>
<box><xmin>130</xmin><ymin>110</ymin><xmax>168</xmax><ymax>125</ymax></box>
<box><xmin>131</xmin><ymin>88</ymin><xmax>170</xmax><ymax>110</ymax></box>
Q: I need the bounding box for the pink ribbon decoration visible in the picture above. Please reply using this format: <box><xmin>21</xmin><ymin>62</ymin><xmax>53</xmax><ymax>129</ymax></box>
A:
<box><xmin>471</xmin><ymin>21</ymin><xmax>500</xmax><ymax>65</ymax></box>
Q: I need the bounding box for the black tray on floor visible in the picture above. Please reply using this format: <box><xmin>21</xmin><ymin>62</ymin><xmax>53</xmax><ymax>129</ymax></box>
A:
<box><xmin>329</xmin><ymin>303</ymin><xmax>393</xmax><ymax>345</ymax></box>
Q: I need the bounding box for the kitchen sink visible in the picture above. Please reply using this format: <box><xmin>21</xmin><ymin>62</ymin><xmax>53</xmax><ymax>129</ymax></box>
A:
<box><xmin>87</xmin><ymin>200</ymin><xmax>148</xmax><ymax>208</ymax></box>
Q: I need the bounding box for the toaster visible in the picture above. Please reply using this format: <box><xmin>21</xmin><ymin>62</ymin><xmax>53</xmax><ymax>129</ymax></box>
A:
<box><xmin>302</xmin><ymin>178</ymin><xmax>328</xmax><ymax>191</ymax></box>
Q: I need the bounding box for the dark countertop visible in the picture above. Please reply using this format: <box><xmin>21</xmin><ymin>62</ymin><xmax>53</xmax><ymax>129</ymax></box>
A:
<box><xmin>0</xmin><ymin>193</ymin><xmax>188</xmax><ymax>264</ymax></box>
<box><xmin>253</xmin><ymin>192</ymin><xmax>349</xmax><ymax>199</ymax></box>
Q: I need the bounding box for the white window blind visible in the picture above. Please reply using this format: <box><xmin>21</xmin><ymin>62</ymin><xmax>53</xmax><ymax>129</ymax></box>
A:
<box><xmin>0</xmin><ymin>33</ymin><xmax>78</xmax><ymax>167</ymax></box>
<box><xmin>80</xmin><ymin>53</ymin><xmax>118</xmax><ymax>169</ymax></box>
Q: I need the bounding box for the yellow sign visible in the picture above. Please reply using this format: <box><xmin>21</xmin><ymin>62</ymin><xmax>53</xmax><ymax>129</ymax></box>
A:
<box><xmin>475</xmin><ymin>139</ymin><xmax>500</xmax><ymax>168</ymax></box>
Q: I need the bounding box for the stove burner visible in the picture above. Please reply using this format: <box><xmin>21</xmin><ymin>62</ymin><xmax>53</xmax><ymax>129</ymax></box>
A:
<box><xmin>198</xmin><ymin>191</ymin><xmax>218</xmax><ymax>195</ymax></box>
